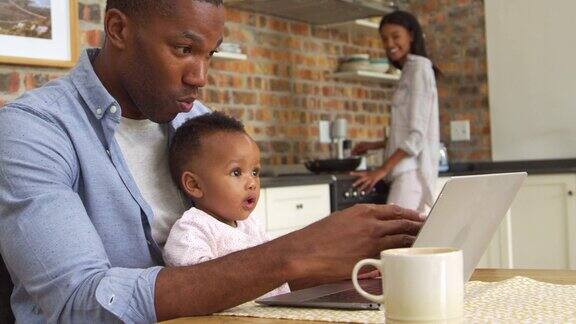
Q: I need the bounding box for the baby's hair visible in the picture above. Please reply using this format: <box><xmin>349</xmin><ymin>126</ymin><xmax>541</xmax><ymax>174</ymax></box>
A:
<box><xmin>169</xmin><ymin>111</ymin><xmax>246</xmax><ymax>189</ymax></box>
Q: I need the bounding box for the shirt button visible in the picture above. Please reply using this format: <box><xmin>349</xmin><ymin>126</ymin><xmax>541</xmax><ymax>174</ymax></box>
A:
<box><xmin>110</xmin><ymin>105</ymin><xmax>118</xmax><ymax>114</ymax></box>
<box><xmin>95</xmin><ymin>108</ymin><xmax>102</xmax><ymax>115</ymax></box>
<box><xmin>105</xmin><ymin>149</ymin><xmax>111</xmax><ymax>156</ymax></box>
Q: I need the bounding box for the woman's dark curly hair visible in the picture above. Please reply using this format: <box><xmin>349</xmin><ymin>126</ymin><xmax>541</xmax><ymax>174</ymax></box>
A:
<box><xmin>380</xmin><ymin>10</ymin><xmax>441</xmax><ymax>76</ymax></box>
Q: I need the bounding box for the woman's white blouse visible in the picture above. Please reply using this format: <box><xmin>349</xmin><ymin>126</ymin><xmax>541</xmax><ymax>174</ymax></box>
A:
<box><xmin>385</xmin><ymin>54</ymin><xmax>439</xmax><ymax>207</ymax></box>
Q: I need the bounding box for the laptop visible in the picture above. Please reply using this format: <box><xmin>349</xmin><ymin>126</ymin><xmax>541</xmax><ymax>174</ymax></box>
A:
<box><xmin>257</xmin><ymin>172</ymin><xmax>527</xmax><ymax>310</ymax></box>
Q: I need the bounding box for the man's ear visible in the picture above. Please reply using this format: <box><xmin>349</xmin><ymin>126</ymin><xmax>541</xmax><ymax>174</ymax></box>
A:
<box><xmin>103</xmin><ymin>8</ymin><xmax>130</xmax><ymax>50</ymax></box>
<box><xmin>181</xmin><ymin>171</ymin><xmax>204</xmax><ymax>199</ymax></box>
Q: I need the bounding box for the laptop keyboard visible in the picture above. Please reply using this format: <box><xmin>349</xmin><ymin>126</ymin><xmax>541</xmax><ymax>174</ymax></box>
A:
<box><xmin>310</xmin><ymin>281</ymin><xmax>382</xmax><ymax>303</ymax></box>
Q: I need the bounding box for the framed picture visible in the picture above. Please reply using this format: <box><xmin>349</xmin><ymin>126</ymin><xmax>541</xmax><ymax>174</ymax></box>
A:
<box><xmin>0</xmin><ymin>0</ymin><xmax>79</xmax><ymax>68</ymax></box>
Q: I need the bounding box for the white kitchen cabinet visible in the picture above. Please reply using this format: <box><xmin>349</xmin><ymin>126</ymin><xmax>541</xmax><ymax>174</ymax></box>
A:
<box><xmin>501</xmin><ymin>174</ymin><xmax>576</xmax><ymax>269</ymax></box>
<box><xmin>251</xmin><ymin>189</ymin><xmax>268</xmax><ymax>228</ymax></box>
<box><xmin>436</xmin><ymin>174</ymin><xmax>576</xmax><ymax>270</ymax></box>
<box><xmin>253</xmin><ymin>184</ymin><xmax>331</xmax><ymax>239</ymax></box>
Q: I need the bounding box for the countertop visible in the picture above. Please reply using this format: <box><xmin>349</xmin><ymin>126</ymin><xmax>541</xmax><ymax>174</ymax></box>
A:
<box><xmin>163</xmin><ymin>268</ymin><xmax>576</xmax><ymax>324</ymax></box>
<box><xmin>440</xmin><ymin>158</ymin><xmax>576</xmax><ymax>176</ymax></box>
<box><xmin>259</xmin><ymin>158</ymin><xmax>576</xmax><ymax>187</ymax></box>
<box><xmin>260</xmin><ymin>174</ymin><xmax>334</xmax><ymax>188</ymax></box>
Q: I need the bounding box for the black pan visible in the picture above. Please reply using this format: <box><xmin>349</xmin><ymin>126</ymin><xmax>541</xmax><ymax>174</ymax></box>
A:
<box><xmin>305</xmin><ymin>157</ymin><xmax>362</xmax><ymax>174</ymax></box>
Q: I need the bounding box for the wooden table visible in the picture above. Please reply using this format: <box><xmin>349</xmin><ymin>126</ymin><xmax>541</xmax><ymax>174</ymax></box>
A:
<box><xmin>164</xmin><ymin>269</ymin><xmax>576</xmax><ymax>324</ymax></box>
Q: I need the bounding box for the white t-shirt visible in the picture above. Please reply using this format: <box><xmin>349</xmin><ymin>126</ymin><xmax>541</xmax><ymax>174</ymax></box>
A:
<box><xmin>114</xmin><ymin>116</ymin><xmax>188</xmax><ymax>246</ymax></box>
<box><xmin>163</xmin><ymin>207</ymin><xmax>291</xmax><ymax>298</ymax></box>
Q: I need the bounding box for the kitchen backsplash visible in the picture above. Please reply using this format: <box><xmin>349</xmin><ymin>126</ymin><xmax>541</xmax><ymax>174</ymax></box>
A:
<box><xmin>403</xmin><ymin>0</ymin><xmax>491</xmax><ymax>162</ymax></box>
<box><xmin>205</xmin><ymin>8</ymin><xmax>394</xmax><ymax>166</ymax></box>
<box><xmin>0</xmin><ymin>0</ymin><xmax>490</xmax><ymax>164</ymax></box>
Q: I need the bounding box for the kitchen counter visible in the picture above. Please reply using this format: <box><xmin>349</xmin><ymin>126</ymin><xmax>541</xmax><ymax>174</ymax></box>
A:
<box><xmin>163</xmin><ymin>268</ymin><xmax>576</xmax><ymax>324</ymax></box>
<box><xmin>440</xmin><ymin>158</ymin><xmax>576</xmax><ymax>177</ymax></box>
<box><xmin>261</xmin><ymin>158</ymin><xmax>576</xmax><ymax>185</ymax></box>
<box><xmin>260</xmin><ymin>173</ymin><xmax>388</xmax><ymax>212</ymax></box>
<box><xmin>260</xmin><ymin>174</ymin><xmax>334</xmax><ymax>188</ymax></box>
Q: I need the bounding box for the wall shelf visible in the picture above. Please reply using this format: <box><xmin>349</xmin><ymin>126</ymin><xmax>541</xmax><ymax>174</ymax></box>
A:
<box><xmin>213</xmin><ymin>52</ymin><xmax>247</xmax><ymax>60</ymax></box>
<box><xmin>325</xmin><ymin>18</ymin><xmax>380</xmax><ymax>33</ymax></box>
<box><xmin>329</xmin><ymin>70</ymin><xmax>400</xmax><ymax>83</ymax></box>
<box><xmin>224</xmin><ymin>0</ymin><xmax>395</xmax><ymax>25</ymax></box>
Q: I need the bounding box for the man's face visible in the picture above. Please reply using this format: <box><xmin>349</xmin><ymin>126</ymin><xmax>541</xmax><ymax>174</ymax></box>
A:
<box><xmin>120</xmin><ymin>1</ymin><xmax>225</xmax><ymax>123</ymax></box>
<box><xmin>192</xmin><ymin>132</ymin><xmax>261</xmax><ymax>226</ymax></box>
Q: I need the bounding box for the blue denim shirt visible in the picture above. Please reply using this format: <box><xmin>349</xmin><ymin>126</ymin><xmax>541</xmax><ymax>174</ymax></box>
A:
<box><xmin>0</xmin><ymin>49</ymin><xmax>210</xmax><ymax>323</ymax></box>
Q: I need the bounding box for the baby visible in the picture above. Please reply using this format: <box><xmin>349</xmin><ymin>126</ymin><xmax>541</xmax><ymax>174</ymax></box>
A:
<box><xmin>163</xmin><ymin>111</ymin><xmax>290</xmax><ymax>298</ymax></box>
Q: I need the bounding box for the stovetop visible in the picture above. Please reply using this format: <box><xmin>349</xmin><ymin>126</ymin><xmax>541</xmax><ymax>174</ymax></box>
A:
<box><xmin>260</xmin><ymin>171</ymin><xmax>389</xmax><ymax>211</ymax></box>
<box><xmin>259</xmin><ymin>173</ymin><xmax>334</xmax><ymax>188</ymax></box>
<box><xmin>275</xmin><ymin>172</ymin><xmax>358</xmax><ymax>180</ymax></box>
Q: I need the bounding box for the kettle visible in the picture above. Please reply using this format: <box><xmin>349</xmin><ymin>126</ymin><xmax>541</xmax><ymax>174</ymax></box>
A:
<box><xmin>439</xmin><ymin>142</ymin><xmax>449</xmax><ymax>172</ymax></box>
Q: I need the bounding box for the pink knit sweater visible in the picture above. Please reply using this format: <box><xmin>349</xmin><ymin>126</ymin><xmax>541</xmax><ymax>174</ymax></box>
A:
<box><xmin>163</xmin><ymin>207</ymin><xmax>290</xmax><ymax>298</ymax></box>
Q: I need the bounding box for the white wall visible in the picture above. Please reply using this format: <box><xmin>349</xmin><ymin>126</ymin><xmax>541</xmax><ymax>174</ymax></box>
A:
<box><xmin>485</xmin><ymin>0</ymin><xmax>576</xmax><ymax>161</ymax></box>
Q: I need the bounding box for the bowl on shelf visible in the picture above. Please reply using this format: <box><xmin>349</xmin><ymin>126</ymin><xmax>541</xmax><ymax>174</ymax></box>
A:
<box><xmin>347</xmin><ymin>53</ymin><xmax>370</xmax><ymax>60</ymax></box>
<box><xmin>304</xmin><ymin>157</ymin><xmax>362</xmax><ymax>174</ymax></box>
<box><xmin>338</xmin><ymin>54</ymin><xmax>370</xmax><ymax>72</ymax></box>
<box><xmin>218</xmin><ymin>42</ymin><xmax>242</xmax><ymax>54</ymax></box>
<box><xmin>366</xmin><ymin>57</ymin><xmax>390</xmax><ymax>73</ymax></box>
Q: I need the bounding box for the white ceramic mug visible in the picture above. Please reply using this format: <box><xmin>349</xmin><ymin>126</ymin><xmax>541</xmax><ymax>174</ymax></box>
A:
<box><xmin>352</xmin><ymin>247</ymin><xmax>464</xmax><ymax>322</ymax></box>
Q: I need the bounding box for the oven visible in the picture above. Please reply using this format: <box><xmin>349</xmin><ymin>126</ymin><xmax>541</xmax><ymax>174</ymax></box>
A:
<box><xmin>329</xmin><ymin>174</ymin><xmax>388</xmax><ymax>212</ymax></box>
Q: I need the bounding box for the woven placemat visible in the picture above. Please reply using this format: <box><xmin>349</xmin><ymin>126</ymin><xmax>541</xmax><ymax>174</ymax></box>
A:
<box><xmin>216</xmin><ymin>277</ymin><xmax>576</xmax><ymax>323</ymax></box>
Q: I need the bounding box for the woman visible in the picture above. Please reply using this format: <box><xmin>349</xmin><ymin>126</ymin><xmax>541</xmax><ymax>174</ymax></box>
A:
<box><xmin>351</xmin><ymin>10</ymin><xmax>440</xmax><ymax>213</ymax></box>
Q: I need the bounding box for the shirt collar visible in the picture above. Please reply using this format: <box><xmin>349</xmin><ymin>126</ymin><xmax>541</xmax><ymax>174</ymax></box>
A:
<box><xmin>70</xmin><ymin>49</ymin><xmax>118</xmax><ymax>121</ymax></box>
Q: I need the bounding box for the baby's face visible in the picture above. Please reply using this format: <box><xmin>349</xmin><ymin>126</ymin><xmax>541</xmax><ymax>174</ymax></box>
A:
<box><xmin>192</xmin><ymin>132</ymin><xmax>261</xmax><ymax>225</ymax></box>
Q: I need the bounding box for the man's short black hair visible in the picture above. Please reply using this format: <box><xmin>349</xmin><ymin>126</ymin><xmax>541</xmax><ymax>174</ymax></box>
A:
<box><xmin>106</xmin><ymin>0</ymin><xmax>223</xmax><ymax>20</ymax></box>
<box><xmin>169</xmin><ymin>111</ymin><xmax>246</xmax><ymax>188</ymax></box>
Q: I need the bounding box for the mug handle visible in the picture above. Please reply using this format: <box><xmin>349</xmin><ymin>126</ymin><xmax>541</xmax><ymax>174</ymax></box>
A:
<box><xmin>352</xmin><ymin>258</ymin><xmax>385</xmax><ymax>303</ymax></box>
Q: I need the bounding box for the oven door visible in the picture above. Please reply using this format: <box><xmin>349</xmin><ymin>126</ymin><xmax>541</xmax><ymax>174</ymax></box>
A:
<box><xmin>330</xmin><ymin>179</ymin><xmax>388</xmax><ymax>212</ymax></box>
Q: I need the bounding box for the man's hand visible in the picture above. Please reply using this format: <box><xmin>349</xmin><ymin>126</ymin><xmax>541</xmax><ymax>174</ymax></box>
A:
<box><xmin>155</xmin><ymin>204</ymin><xmax>423</xmax><ymax>320</ymax></box>
<box><xmin>281</xmin><ymin>204</ymin><xmax>424</xmax><ymax>288</ymax></box>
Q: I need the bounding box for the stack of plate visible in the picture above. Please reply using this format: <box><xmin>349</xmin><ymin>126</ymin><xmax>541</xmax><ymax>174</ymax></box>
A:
<box><xmin>218</xmin><ymin>42</ymin><xmax>242</xmax><ymax>54</ymax></box>
<box><xmin>338</xmin><ymin>54</ymin><xmax>370</xmax><ymax>72</ymax></box>
<box><xmin>366</xmin><ymin>58</ymin><xmax>390</xmax><ymax>73</ymax></box>
<box><xmin>338</xmin><ymin>55</ymin><xmax>391</xmax><ymax>74</ymax></box>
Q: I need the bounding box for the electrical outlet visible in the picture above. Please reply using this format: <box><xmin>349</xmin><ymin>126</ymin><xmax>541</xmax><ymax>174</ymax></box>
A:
<box><xmin>318</xmin><ymin>120</ymin><xmax>331</xmax><ymax>144</ymax></box>
<box><xmin>450</xmin><ymin>120</ymin><xmax>471</xmax><ymax>142</ymax></box>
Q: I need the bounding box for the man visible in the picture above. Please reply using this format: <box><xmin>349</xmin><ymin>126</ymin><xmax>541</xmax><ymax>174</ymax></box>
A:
<box><xmin>0</xmin><ymin>0</ymin><xmax>423</xmax><ymax>322</ymax></box>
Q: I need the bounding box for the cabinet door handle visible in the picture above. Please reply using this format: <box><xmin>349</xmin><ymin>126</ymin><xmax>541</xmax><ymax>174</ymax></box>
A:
<box><xmin>569</xmin><ymin>190</ymin><xmax>574</xmax><ymax>196</ymax></box>
<box><xmin>296</xmin><ymin>203</ymin><xmax>304</xmax><ymax>210</ymax></box>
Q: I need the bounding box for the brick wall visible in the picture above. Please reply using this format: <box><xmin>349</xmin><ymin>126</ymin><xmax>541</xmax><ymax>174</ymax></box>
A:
<box><xmin>207</xmin><ymin>9</ymin><xmax>394</xmax><ymax>165</ymax></box>
<box><xmin>0</xmin><ymin>1</ymin><xmax>392</xmax><ymax>167</ymax></box>
<box><xmin>404</xmin><ymin>0</ymin><xmax>491</xmax><ymax>161</ymax></box>
<box><xmin>0</xmin><ymin>1</ymin><xmax>490</xmax><ymax>164</ymax></box>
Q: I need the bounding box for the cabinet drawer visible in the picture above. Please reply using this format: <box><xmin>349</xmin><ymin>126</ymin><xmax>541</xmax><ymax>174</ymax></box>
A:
<box><xmin>264</xmin><ymin>184</ymin><xmax>330</xmax><ymax>232</ymax></box>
